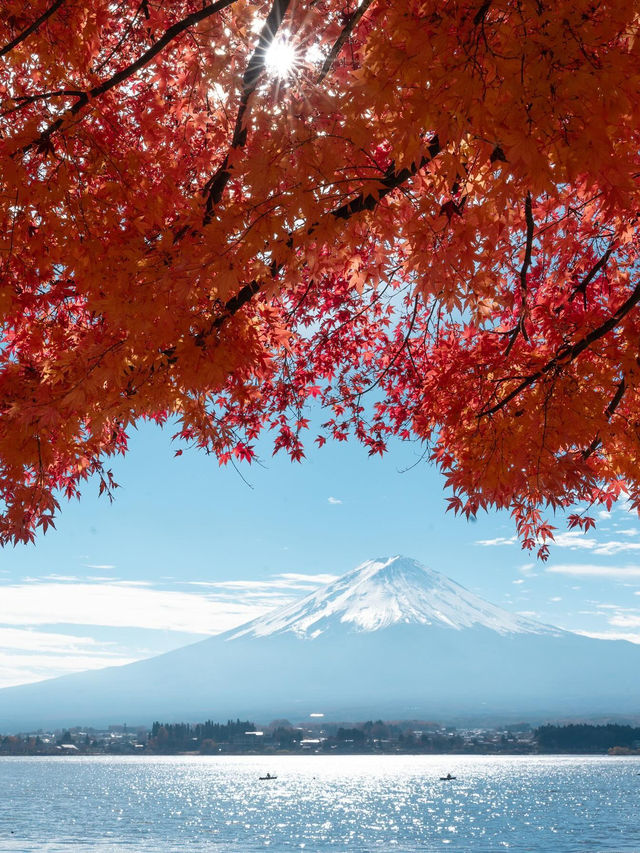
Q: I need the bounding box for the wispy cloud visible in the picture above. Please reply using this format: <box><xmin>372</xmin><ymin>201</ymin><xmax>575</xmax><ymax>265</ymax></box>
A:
<box><xmin>185</xmin><ymin>572</ymin><xmax>337</xmax><ymax>596</ymax></box>
<box><xmin>327</xmin><ymin>496</ymin><xmax>342</xmax><ymax>505</ymax></box>
<box><xmin>277</xmin><ymin>572</ymin><xmax>337</xmax><ymax>585</ymax></box>
<box><xmin>84</xmin><ymin>564</ymin><xmax>116</xmax><ymax>570</ymax></box>
<box><xmin>559</xmin><ymin>534</ymin><xmax>636</xmax><ymax>553</ymax></box>
<box><xmin>0</xmin><ymin>651</ymin><xmax>138</xmax><ymax>689</ymax></box>
<box><xmin>0</xmin><ymin>628</ymin><xmax>136</xmax><ymax>688</ymax></box>
<box><xmin>478</xmin><ymin>529</ymin><xmax>640</xmax><ymax>555</ymax></box>
<box><xmin>595</xmin><ymin>604</ymin><xmax>640</xmax><ymax>629</ymax></box>
<box><xmin>568</xmin><ymin>603</ymin><xmax>640</xmax><ymax>646</ymax></box>
<box><xmin>0</xmin><ymin>580</ymin><xmax>274</xmax><ymax>635</ymax></box>
<box><xmin>0</xmin><ymin>627</ymin><xmax>112</xmax><ymax>655</ymax></box>
<box><xmin>44</xmin><ymin>574</ymin><xmax>83</xmax><ymax>582</ymax></box>
<box><xmin>476</xmin><ymin>536</ymin><xmax>517</xmax><ymax>547</ymax></box>
<box><xmin>573</xmin><ymin>630</ymin><xmax>640</xmax><ymax>645</ymax></box>
<box><xmin>609</xmin><ymin>614</ymin><xmax>640</xmax><ymax>628</ymax></box>
<box><xmin>0</xmin><ymin>571</ymin><xmax>336</xmax><ymax>637</ymax></box>
<box><xmin>0</xmin><ymin>569</ymin><xmax>339</xmax><ymax>687</ymax></box>
<box><xmin>547</xmin><ymin>564</ymin><xmax>640</xmax><ymax>579</ymax></box>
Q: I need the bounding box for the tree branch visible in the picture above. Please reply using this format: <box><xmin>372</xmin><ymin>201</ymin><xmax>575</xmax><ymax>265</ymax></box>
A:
<box><xmin>1</xmin><ymin>89</ymin><xmax>84</xmax><ymax>118</ymax></box>
<box><xmin>519</xmin><ymin>191</ymin><xmax>533</xmax><ymax>328</ymax></box>
<box><xmin>473</xmin><ymin>1</ymin><xmax>492</xmax><ymax>26</ymax></box>
<box><xmin>504</xmin><ymin>191</ymin><xmax>533</xmax><ymax>356</ymax></box>
<box><xmin>202</xmin><ymin>0</ymin><xmax>291</xmax><ymax>223</ymax></box>
<box><xmin>481</xmin><ymin>280</ymin><xmax>640</xmax><ymax>416</ymax></box>
<box><xmin>569</xmin><ymin>243</ymin><xmax>615</xmax><ymax>306</ymax></box>
<box><xmin>331</xmin><ymin>135</ymin><xmax>441</xmax><ymax>221</ymax></box>
<box><xmin>582</xmin><ymin>377</ymin><xmax>626</xmax><ymax>459</ymax></box>
<box><xmin>317</xmin><ymin>0</ymin><xmax>375</xmax><ymax>83</ymax></box>
<box><xmin>199</xmin><ymin>138</ymin><xmax>441</xmax><ymax>337</ymax></box>
<box><xmin>22</xmin><ymin>0</ymin><xmax>238</xmax><ymax>154</ymax></box>
<box><xmin>0</xmin><ymin>0</ymin><xmax>66</xmax><ymax>59</ymax></box>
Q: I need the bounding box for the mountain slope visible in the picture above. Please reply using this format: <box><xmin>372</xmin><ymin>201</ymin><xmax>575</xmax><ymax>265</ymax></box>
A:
<box><xmin>227</xmin><ymin>556</ymin><xmax>561</xmax><ymax>639</ymax></box>
<box><xmin>0</xmin><ymin>556</ymin><xmax>638</xmax><ymax>729</ymax></box>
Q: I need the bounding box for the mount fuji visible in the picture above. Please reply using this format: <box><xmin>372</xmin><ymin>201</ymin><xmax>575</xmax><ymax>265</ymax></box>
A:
<box><xmin>0</xmin><ymin>556</ymin><xmax>639</xmax><ymax>728</ymax></box>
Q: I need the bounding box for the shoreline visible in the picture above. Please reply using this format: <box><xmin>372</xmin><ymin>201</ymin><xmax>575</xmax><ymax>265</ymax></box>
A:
<box><xmin>1</xmin><ymin>750</ymin><xmax>638</xmax><ymax>758</ymax></box>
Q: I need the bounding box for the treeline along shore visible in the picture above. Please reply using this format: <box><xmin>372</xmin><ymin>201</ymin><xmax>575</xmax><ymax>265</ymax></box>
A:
<box><xmin>1</xmin><ymin>719</ymin><xmax>640</xmax><ymax>757</ymax></box>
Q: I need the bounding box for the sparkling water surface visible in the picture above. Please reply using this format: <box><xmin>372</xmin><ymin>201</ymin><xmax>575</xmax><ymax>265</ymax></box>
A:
<box><xmin>1</xmin><ymin>754</ymin><xmax>638</xmax><ymax>852</ymax></box>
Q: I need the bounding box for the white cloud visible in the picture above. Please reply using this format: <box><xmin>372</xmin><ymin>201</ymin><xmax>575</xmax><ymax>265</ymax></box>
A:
<box><xmin>549</xmin><ymin>596</ymin><xmax>562</xmax><ymax>602</ymax></box>
<box><xmin>186</xmin><ymin>572</ymin><xmax>337</xmax><ymax>595</ymax></box>
<box><xmin>609</xmin><ymin>614</ymin><xmax>640</xmax><ymax>628</ymax></box>
<box><xmin>547</xmin><ymin>563</ymin><xmax>640</xmax><ymax>579</ymax></box>
<box><xmin>0</xmin><ymin>581</ymin><xmax>275</xmax><ymax>635</ymax></box>
<box><xmin>44</xmin><ymin>574</ymin><xmax>83</xmax><ymax>582</ymax></box>
<box><xmin>597</xmin><ymin>510</ymin><xmax>611</xmax><ymax>520</ymax></box>
<box><xmin>277</xmin><ymin>572</ymin><xmax>337</xmax><ymax>585</ymax></box>
<box><xmin>0</xmin><ymin>571</ymin><xmax>337</xmax><ymax>639</ymax></box>
<box><xmin>573</xmin><ymin>630</ymin><xmax>640</xmax><ymax>645</ymax></box>
<box><xmin>512</xmin><ymin>579</ymin><xmax>525</xmax><ymax>585</ymax></box>
<box><xmin>0</xmin><ymin>570</ymin><xmax>341</xmax><ymax>687</ymax></box>
<box><xmin>327</xmin><ymin>496</ymin><xmax>342</xmax><ymax>505</ymax></box>
<box><xmin>84</xmin><ymin>564</ymin><xmax>116</xmax><ymax>570</ymax></box>
<box><xmin>570</xmin><ymin>604</ymin><xmax>640</xmax><ymax>646</ymax></box>
<box><xmin>479</xmin><ymin>528</ymin><xmax>640</xmax><ymax>556</ymax></box>
<box><xmin>0</xmin><ymin>627</ymin><xmax>109</xmax><ymax>655</ymax></box>
<box><xmin>0</xmin><ymin>650</ymin><xmax>138</xmax><ymax>689</ymax></box>
<box><xmin>592</xmin><ymin>542</ymin><xmax>640</xmax><ymax>556</ymax></box>
<box><xmin>476</xmin><ymin>536</ymin><xmax>517</xmax><ymax>547</ymax></box>
<box><xmin>620</xmin><ymin>498</ymin><xmax>639</xmax><ymax>515</ymax></box>
<box><xmin>616</xmin><ymin>528</ymin><xmax>639</xmax><ymax>537</ymax></box>
<box><xmin>550</xmin><ymin>531</ymin><xmax>640</xmax><ymax>554</ymax></box>
<box><xmin>0</xmin><ymin>627</ymin><xmax>137</xmax><ymax>688</ymax></box>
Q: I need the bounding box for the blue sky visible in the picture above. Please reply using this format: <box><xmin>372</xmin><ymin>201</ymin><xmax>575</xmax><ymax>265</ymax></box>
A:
<box><xmin>1</xmin><ymin>420</ymin><xmax>639</xmax><ymax>687</ymax></box>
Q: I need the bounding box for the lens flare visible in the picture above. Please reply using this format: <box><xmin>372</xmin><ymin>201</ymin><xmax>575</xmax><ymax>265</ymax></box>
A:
<box><xmin>265</xmin><ymin>35</ymin><xmax>297</xmax><ymax>78</ymax></box>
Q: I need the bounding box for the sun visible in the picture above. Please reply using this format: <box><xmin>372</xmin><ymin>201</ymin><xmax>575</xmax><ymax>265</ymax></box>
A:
<box><xmin>264</xmin><ymin>34</ymin><xmax>298</xmax><ymax>78</ymax></box>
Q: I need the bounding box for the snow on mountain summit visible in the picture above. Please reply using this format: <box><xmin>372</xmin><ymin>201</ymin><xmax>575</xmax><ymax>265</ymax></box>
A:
<box><xmin>227</xmin><ymin>556</ymin><xmax>560</xmax><ymax>640</ymax></box>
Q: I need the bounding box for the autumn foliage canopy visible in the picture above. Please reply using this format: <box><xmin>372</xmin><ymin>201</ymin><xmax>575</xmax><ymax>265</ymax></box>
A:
<box><xmin>1</xmin><ymin>0</ymin><xmax>640</xmax><ymax>555</ymax></box>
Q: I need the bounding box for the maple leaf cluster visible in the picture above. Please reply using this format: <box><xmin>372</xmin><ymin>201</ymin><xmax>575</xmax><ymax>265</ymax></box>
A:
<box><xmin>1</xmin><ymin>0</ymin><xmax>640</xmax><ymax>555</ymax></box>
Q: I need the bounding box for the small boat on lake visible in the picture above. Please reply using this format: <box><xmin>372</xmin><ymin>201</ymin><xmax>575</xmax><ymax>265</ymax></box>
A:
<box><xmin>439</xmin><ymin>773</ymin><xmax>456</xmax><ymax>781</ymax></box>
<box><xmin>259</xmin><ymin>773</ymin><xmax>277</xmax><ymax>781</ymax></box>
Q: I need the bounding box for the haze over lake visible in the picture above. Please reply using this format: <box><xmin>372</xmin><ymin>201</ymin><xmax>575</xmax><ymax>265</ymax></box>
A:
<box><xmin>3</xmin><ymin>557</ymin><xmax>638</xmax><ymax>728</ymax></box>
<box><xmin>1</xmin><ymin>754</ymin><xmax>638</xmax><ymax>852</ymax></box>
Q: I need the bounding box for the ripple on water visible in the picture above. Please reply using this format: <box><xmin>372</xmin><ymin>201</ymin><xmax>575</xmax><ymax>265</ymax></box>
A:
<box><xmin>0</xmin><ymin>755</ymin><xmax>638</xmax><ymax>851</ymax></box>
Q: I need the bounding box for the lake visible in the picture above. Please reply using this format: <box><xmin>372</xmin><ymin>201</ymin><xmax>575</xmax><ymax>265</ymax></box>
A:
<box><xmin>0</xmin><ymin>754</ymin><xmax>638</xmax><ymax>851</ymax></box>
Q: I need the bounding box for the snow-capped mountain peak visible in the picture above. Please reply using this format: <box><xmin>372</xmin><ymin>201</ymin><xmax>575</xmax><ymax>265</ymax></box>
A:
<box><xmin>226</xmin><ymin>555</ymin><xmax>560</xmax><ymax>640</ymax></box>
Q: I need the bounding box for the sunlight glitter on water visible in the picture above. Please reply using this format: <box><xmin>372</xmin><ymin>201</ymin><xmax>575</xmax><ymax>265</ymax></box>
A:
<box><xmin>0</xmin><ymin>755</ymin><xmax>638</xmax><ymax>851</ymax></box>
